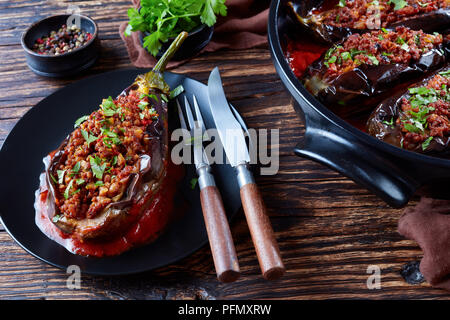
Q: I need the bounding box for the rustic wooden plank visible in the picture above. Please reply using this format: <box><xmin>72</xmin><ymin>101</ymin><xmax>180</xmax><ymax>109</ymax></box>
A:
<box><xmin>1</xmin><ymin>211</ymin><xmax>449</xmax><ymax>299</ymax></box>
<box><xmin>1</xmin><ymin>0</ymin><xmax>449</xmax><ymax>300</ymax></box>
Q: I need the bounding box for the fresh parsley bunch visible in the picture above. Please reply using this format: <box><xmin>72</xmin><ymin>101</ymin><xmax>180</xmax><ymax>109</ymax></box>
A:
<box><xmin>124</xmin><ymin>0</ymin><xmax>227</xmax><ymax>56</ymax></box>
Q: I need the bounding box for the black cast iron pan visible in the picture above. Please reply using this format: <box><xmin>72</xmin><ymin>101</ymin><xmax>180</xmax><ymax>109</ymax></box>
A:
<box><xmin>268</xmin><ymin>0</ymin><xmax>450</xmax><ymax>208</ymax></box>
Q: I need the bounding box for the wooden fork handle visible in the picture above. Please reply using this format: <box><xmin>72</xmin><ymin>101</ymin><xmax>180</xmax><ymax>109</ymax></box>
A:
<box><xmin>198</xmin><ymin>166</ymin><xmax>240</xmax><ymax>283</ymax></box>
<box><xmin>237</xmin><ymin>164</ymin><xmax>285</xmax><ymax>280</ymax></box>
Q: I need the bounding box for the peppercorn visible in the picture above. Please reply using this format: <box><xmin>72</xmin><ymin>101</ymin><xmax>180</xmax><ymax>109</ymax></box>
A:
<box><xmin>32</xmin><ymin>24</ymin><xmax>93</xmax><ymax>55</ymax></box>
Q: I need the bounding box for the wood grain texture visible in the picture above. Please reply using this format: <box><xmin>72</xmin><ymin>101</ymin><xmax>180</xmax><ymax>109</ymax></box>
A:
<box><xmin>0</xmin><ymin>0</ymin><xmax>449</xmax><ymax>300</ymax></box>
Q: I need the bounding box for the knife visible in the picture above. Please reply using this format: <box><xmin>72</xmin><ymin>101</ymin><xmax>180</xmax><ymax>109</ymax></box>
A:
<box><xmin>207</xmin><ymin>67</ymin><xmax>285</xmax><ymax>280</ymax></box>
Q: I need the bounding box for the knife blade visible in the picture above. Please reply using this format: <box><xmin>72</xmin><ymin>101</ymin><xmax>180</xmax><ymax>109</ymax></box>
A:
<box><xmin>207</xmin><ymin>67</ymin><xmax>285</xmax><ymax>280</ymax></box>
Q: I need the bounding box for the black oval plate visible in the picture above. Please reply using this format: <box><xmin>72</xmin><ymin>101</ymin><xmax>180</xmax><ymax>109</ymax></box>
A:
<box><xmin>0</xmin><ymin>69</ymin><xmax>242</xmax><ymax>275</ymax></box>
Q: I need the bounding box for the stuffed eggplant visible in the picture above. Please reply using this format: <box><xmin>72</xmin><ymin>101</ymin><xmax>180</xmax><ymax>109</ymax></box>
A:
<box><xmin>35</xmin><ymin>32</ymin><xmax>188</xmax><ymax>256</ymax></box>
<box><xmin>287</xmin><ymin>0</ymin><xmax>450</xmax><ymax>44</ymax></box>
<box><xmin>367</xmin><ymin>66</ymin><xmax>450</xmax><ymax>154</ymax></box>
<box><xmin>302</xmin><ymin>27</ymin><xmax>447</xmax><ymax>117</ymax></box>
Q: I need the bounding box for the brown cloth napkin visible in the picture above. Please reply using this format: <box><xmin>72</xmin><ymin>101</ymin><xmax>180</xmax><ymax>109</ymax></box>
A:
<box><xmin>119</xmin><ymin>0</ymin><xmax>270</xmax><ymax>69</ymax></box>
<box><xmin>398</xmin><ymin>197</ymin><xmax>450</xmax><ymax>291</ymax></box>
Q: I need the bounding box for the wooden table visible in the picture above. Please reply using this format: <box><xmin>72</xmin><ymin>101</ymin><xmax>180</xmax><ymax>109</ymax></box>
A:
<box><xmin>0</xmin><ymin>0</ymin><xmax>448</xmax><ymax>300</ymax></box>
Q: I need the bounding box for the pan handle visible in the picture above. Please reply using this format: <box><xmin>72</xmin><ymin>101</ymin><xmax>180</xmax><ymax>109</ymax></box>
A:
<box><xmin>294</xmin><ymin>110</ymin><xmax>419</xmax><ymax>208</ymax></box>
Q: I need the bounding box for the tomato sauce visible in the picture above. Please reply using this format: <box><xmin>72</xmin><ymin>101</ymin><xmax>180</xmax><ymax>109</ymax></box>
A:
<box><xmin>285</xmin><ymin>35</ymin><xmax>371</xmax><ymax>130</ymax></box>
<box><xmin>285</xmin><ymin>39</ymin><xmax>327</xmax><ymax>78</ymax></box>
<box><xmin>35</xmin><ymin>161</ymin><xmax>184</xmax><ymax>257</ymax></box>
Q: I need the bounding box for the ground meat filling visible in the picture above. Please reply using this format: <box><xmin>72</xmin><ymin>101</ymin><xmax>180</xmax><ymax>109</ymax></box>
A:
<box><xmin>49</xmin><ymin>90</ymin><xmax>159</xmax><ymax>220</ymax></box>
<box><xmin>322</xmin><ymin>27</ymin><xmax>443</xmax><ymax>79</ymax></box>
<box><xmin>396</xmin><ymin>70</ymin><xmax>450</xmax><ymax>150</ymax></box>
<box><xmin>320</xmin><ymin>0</ymin><xmax>448</xmax><ymax>29</ymax></box>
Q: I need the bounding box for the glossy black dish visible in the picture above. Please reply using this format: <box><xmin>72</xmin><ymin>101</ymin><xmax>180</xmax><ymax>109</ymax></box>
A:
<box><xmin>21</xmin><ymin>15</ymin><xmax>100</xmax><ymax>77</ymax></box>
<box><xmin>141</xmin><ymin>24</ymin><xmax>214</xmax><ymax>61</ymax></box>
<box><xmin>0</xmin><ymin>69</ymin><xmax>242</xmax><ymax>275</ymax></box>
<box><xmin>268</xmin><ymin>0</ymin><xmax>450</xmax><ymax>208</ymax></box>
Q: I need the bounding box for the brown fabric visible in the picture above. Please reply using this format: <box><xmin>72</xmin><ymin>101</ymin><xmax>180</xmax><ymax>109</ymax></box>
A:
<box><xmin>398</xmin><ymin>197</ymin><xmax>450</xmax><ymax>290</ymax></box>
<box><xmin>119</xmin><ymin>0</ymin><xmax>270</xmax><ymax>69</ymax></box>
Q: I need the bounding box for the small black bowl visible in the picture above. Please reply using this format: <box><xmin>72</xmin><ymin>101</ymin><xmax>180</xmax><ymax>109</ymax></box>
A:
<box><xmin>21</xmin><ymin>15</ymin><xmax>100</xmax><ymax>77</ymax></box>
<box><xmin>140</xmin><ymin>24</ymin><xmax>214</xmax><ymax>61</ymax></box>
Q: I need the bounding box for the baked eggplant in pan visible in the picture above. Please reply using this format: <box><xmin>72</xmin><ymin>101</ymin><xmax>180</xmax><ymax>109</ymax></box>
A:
<box><xmin>302</xmin><ymin>27</ymin><xmax>448</xmax><ymax>116</ymax></box>
<box><xmin>287</xmin><ymin>0</ymin><xmax>450</xmax><ymax>44</ymax></box>
<box><xmin>35</xmin><ymin>32</ymin><xmax>187</xmax><ymax>255</ymax></box>
<box><xmin>367</xmin><ymin>66</ymin><xmax>450</xmax><ymax>154</ymax></box>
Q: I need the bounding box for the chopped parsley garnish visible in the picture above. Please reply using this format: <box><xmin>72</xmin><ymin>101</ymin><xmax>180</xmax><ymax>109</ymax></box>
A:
<box><xmin>49</xmin><ymin>173</ymin><xmax>58</xmax><ymax>184</ymax></box>
<box><xmin>57</xmin><ymin>169</ymin><xmax>66</xmax><ymax>184</ymax></box>
<box><xmin>69</xmin><ymin>162</ymin><xmax>81</xmax><ymax>177</ymax></box>
<box><xmin>408</xmin><ymin>86</ymin><xmax>441</xmax><ymax>109</ymax></box>
<box><xmin>52</xmin><ymin>215</ymin><xmax>61</xmax><ymax>223</ymax></box>
<box><xmin>100</xmin><ymin>127</ymin><xmax>122</xmax><ymax>147</ymax></box>
<box><xmin>74</xmin><ymin>115</ymin><xmax>89</xmax><ymax>128</ymax></box>
<box><xmin>396</xmin><ymin>37</ymin><xmax>406</xmax><ymax>45</ymax></box>
<box><xmin>101</xmin><ymin>96</ymin><xmax>119</xmax><ymax>117</ymax></box>
<box><xmin>94</xmin><ymin>181</ymin><xmax>104</xmax><ymax>187</ymax></box>
<box><xmin>422</xmin><ymin>136</ymin><xmax>433</xmax><ymax>151</ymax></box>
<box><xmin>381</xmin><ymin>28</ymin><xmax>389</xmax><ymax>34</ymax></box>
<box><xmin>337</xmin><ymin>0</ymin><xmax>346</xmax><ymax>7</ymax></box>
<box><xmin>382</xmin><ymin>118</ymin><xmax>394</xmax><ymax>127</ymax></box>
<box><xmin>350</xmin><ymin>49</ymin><xmax>366</xmax><ymax>59</ymax></box>
<box><xmin>76</xmin><ymin>178</ymin><xmax>85</xmax><ymax>185</ymax></box>
<box><xmin>190</xmin><ymin>177</ymin><xmax>198</xmax><ymax>190</ymax></box>
<box><xmin>140</xmin><ymin>93</ymin><xmax>159</xmax><ymax>102</ymax></box>
<box><xmin>111</xmin><ymin>155</ymin><xmax>118</xmax><ymax>166</ymax></box>
<box><xmin>138</xmin><ymin>101</ymin><xmax>149</xmax><ymax>110</ymax></box>
<box><xmin>367</xmin><ymin>54</ymin><xmax>379</xmax><ymax>65</ymax></box>
<box><xmin>341</xmin><ymin>52</ymin><xmax>351</xmax><ymax>60</ymax></box>
<box><xmin>169</xmin><ymin>85</ymin><xmax>185</xmax><ymax>100</ymax></box>
<box><xmin>90</xmin><ymin>156</ymin><xmax>107</xmax><ymax>180</ymax></box>
<box><xmin>439</xmin><ymin>70</ymin><xmax>450</xmax><ymax>77</ymax></box>
<box><xmin>64</xmin><ymin>180</ymin><xmax>74</xmax><ymax>200</ymax></box>
<box><xmin>402</xmin><ymin>121</ymin><xmax>423</xmax><ymax>133</ymax></box>
<box><xmin>400</xmin><ymin>43</ymin><xmax>409</xmax><ymax>52</ymax></box>
<box><xmin>81</xmin><ymin>129</ymin><xmax>98</xmax><ymax>146</ymax></box>
<box><xmin>389</xmin><ymin>0</ymin><xmax>407</xmax><ymax>10</ymax></box>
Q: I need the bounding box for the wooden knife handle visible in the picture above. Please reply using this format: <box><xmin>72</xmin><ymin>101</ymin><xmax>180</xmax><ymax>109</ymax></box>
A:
<box><xmin>240</xmin><ymin>182</ymin><xmax>285</xmax><ymax>280</ymax></box>
<box><xmin>200</xmin><ymin>185</ymin><xmax>240</xmax><ymax>283</ymax></box>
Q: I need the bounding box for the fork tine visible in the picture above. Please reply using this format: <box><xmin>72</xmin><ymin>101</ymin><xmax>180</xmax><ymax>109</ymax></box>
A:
<box><xmin>192</xmin><ymin>95</ymin><xmax>206</xmax><ymax>130</ymax></box>
<box><xmin>192</xmin><ymin>95</ymin><xmax>210</xmax><ymax>140</ymax></box>
<box><xmin>176</xmin><ymin>98</ymin><xmax>189</xmax><ymax>131</ymax></box>
<box><xmin>183</xmin><ymin>96</ymin><xmax>196</xmax><ymax>131</ymax></box>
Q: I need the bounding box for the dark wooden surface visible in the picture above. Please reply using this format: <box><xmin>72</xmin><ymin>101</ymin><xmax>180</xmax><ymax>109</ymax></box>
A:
<box><xmin>0</xmin><ymin>0</ymin><xmax>449</xmax><ymax>300</ymax></box>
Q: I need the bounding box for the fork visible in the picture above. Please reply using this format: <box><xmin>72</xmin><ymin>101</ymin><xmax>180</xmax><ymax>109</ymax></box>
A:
<box><xmin>177</xmin><ymin>95</ymin><xmax>240</xmax><ymax>283</ymax></box>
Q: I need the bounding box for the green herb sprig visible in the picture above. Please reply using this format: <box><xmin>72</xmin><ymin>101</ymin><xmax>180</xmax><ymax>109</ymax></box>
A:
<box><xmin>124</xmin><ymin>0</ymin><xmax>227</xmax><ymax>56</ymax></box>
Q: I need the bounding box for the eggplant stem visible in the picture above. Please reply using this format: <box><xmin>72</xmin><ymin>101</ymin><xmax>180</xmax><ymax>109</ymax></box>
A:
<box><xmin>153</xmin><ymin>31</ymin><xmax>189</xmax><ymax>73</ymax></box>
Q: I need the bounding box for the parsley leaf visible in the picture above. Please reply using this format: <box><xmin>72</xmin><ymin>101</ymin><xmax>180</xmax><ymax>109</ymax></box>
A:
<box><xmin>57</xmin><ymin>170</ymin><xmax>66</xmax><ymax>185</ymax></box>
<box><xmin>81</xmin><ymin>129</ymin><xmax>98</xmax><ymax>146</ymax></box>
<box><xmin>422</xmin><ymin>136</ymin><xmax>433</xmax><ymax>151</ymax></box>
<box><xmin>125</xmin><ymin>0</ymin><xmax>227</xmax><ymax>56</ymax></box>
<box><xmin>64</xmin><ymin>180</ymin><xmax>74</xmax><ymax>200</ymax></box>
<box><xmin>90</xmin><ymin>156</ymin><xmax>107</xmax><ymax>180</ymax></box>
<box><xmin>74</xmin><ymin>115</ymin><xmax>89</xmax><ymax>128</ymax></box>
<box><xmin>389</xmin><ymin>0</ymin><xmax>408</xmax><ymax>10</ymax></box>
<box><xmin>190</xmin><ymin>177</ymin><xmax>198</xmax><ymax>190</ymax></box>
<box><xmin>337</xmin><ymin>0</ymin><xmax>346</xmax><ymax>7</ymax></box>
<box><xmin>169</xmin><ymin>85</ymin><xmax>185</xmax><ymax>99</ymax></box>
